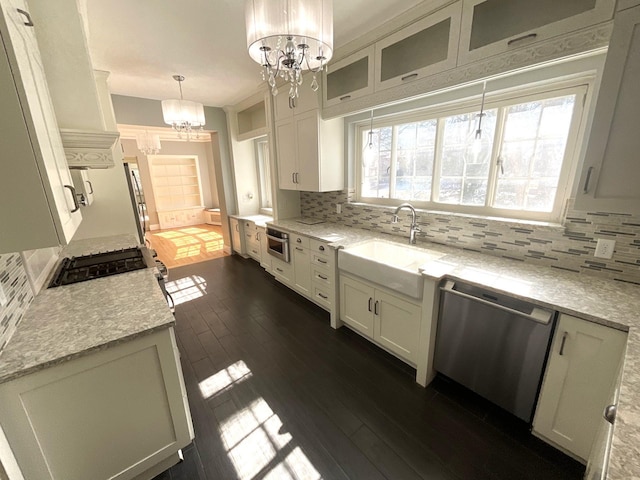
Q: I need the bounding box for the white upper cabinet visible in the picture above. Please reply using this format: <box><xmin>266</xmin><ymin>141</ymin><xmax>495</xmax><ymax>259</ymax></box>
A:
<box><xmin>374</xmin><ymin>3</ymin><xmax>462</xmax><ymax>90</ymax></box>
<box><xmin>575</xmin><ymin>5</ymin><xmax>640</xmax><ymax>214</ymax></box>
<box><xmin>323</xmin><ymin>46</ymin><xmax>375</xmax><ymax>108</ymax></box>
<box><xmin>273</xmin><ymin>79</ymin><xmax>319</xmax><ymax>123</ymax></box>
<box><xmin>0</xmin><ymin>0</ymin><xmax>81</xmax><ymax>254</ymax></box>
<box><xmin>458</xmin><ymin>0</ymin><xmax>615</xmax><ymax>65</ymax></box>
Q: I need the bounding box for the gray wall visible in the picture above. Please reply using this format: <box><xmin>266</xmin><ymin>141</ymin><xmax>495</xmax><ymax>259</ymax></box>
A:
<box><xmin>111</xmin><ymin>95</ymin><xmax>234</xmax><ymax>245</ymax></box>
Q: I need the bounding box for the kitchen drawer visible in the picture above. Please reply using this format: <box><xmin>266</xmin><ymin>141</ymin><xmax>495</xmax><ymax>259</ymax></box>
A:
<box><xmin>290</xmin><ymin>234</ymin><xmax>310</xmax><ymax>249</ymax></box>
<box><xmin>310</xmin><ymin>238</ymin><xmax>331</xmax><ymax>255</ymax></box>
<box><xmin>311</xmin><ymin>283</ymin><xmax>332</xmax><ymax>310</ymax></box>
<box><xmin>246</xmin><ymin>241</ymin><xmax>260</xmax><ymax>261</ymax></box>
<box><xmin>271</xmin><ymin>257</ymin><xmax>294</xmax><ymax>286</ymax></box>
<box><xmin>312</xmin><ymin>266</ymin><xmax>333</xmax><ymax>286</ymax></box>
<box><xmin>311</xmin><ymin>252</ymin><xmax>331</xmax><ymax>269</ymax></box>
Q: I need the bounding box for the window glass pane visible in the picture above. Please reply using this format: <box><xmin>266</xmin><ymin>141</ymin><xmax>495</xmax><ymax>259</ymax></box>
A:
<box><xmin>394</xmin><ymin>120</ymin><xmax>436</xmax><ymax>201</ymax></box>
<box><xmin>494</xmin><ymin>95</ymin><xmax>575</xmax><ymax>211</ymax></box>
<box><xmin>361</xmin><ymin>127</ymin><xmax>392</xmax><ymax>198</ymax></box>
<box><xmin>437</xmin><ymin>109</ymin><xmax>497</xmax><ymax>205</ymax></box>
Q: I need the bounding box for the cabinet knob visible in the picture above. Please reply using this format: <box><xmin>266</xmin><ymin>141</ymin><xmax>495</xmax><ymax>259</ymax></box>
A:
<box><xmin>297</xmin><ymin>238</ymin><xmax>302</xmax><ymax>243</ymax></box>
<box><xmin>604</xmin><ymin>404</ymin><xmax>617</xmax><ymax>425</ymax></box>
<box><xmin>319</xmin><ymin>245</ymin><xmax>325</xmax><ymax>251</ymax></box>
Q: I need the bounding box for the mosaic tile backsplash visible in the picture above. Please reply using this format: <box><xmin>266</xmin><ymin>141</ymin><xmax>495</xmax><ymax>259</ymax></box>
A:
<box><xmin>0</xmin><ymin>254</ymin><xmax>34</xmax><ymax>353</ymax></box>
<box><xmin>301</xmin><ymin>190</ymin><xmax>640</xmax><ymax>285</ymax></box>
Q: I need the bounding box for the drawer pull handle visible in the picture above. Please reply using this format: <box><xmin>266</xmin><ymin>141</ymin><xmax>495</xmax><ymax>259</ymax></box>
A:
<box><xmin>17</xmin><ymin>9</ymin><xmax>34</xmax><ymax>26</ymax></box>
<box><xmin>317</xmin><ymin>274</ymin><xmax>328</xmax><ymax>280</ymax></box>
<box><xmin>368</xmin><ymin>297</ymin><xmax>373</xmax><ymax>312</ymax></box>
<box><xmin>339</xmin><ymin>95</ymin><xmax>351</xmax><ymax>101</ymax></box>
<box><xmin>296</xmin><ymin>247</ymin><xmax>304</xmax><ymax>252</ymax></box>
<box><xmin>318</xmin><ymin>293</ymin><xmax>328</xmax><ymax>300</ymax></box>
<box><xmin>276</xmin><ymin>267</ymin><xmax>283</xmax><ymax>273</ymax></box>
<box><xmin>86</xmin><ymin>180</ymin><xmax>94</xmax><ymax>194</ymax></box>
<box><xmin>507</xmin><ymin>33</ymin><xmax>537</xmax><ymax>46</ymax></box>
<box><xmin>317</xmin><ymin>259</ymin><xmax>327</xmax><ymax>264</ymax></box>
<box><xmin>64</xmin><ymin>184</ymin><xmax>81</xmax><ymax>213</ymax></box>
<box><xmin>583</xmin><ymin>166</ymin><xmax>594</xmax><ymax>194</ymax></box>
<box><xmin>559</xmin><ymin>332</ymin><xmax>568</xmax><ymax>356</ymax></box>
<box><xmin>319</xmin><ymin>245</ymin><xmax>325</xmax><ymax>251</ymax></box>
<box><xmin>374</xmin><ymin>300</ymin><xmax>379</xmax><ymax>315</ymax></box>
<box><xmin>401</xmin><ymin>73</ymin><xmax>418</xmax><ymax>81</ymax></box>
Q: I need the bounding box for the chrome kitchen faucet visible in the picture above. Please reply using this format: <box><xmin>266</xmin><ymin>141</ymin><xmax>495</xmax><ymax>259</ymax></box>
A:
<box><xmin>392</xmin><ymin>203</ymin><xmax>420</xmax><ymax>244</ymax></box>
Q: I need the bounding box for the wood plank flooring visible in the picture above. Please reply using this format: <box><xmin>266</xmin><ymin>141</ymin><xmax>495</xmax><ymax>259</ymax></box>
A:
<box><xmin>146</xmin><ymin>224</ymin><xmax>229</xmax><ymax>268</ymax></box>
<box><xmin>155</xmin><ymin>255</ymin><xmax>585</xmax><ymax>480</ymax></box>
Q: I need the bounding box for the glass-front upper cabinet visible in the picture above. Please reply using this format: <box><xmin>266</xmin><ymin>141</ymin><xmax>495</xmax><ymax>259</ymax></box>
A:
<box><xmin>374</xmin><ymin>2</ymin><xmax>462</xmax><ymax>91</ymax></box>
<box><xmin>323</xmin><ymin>46</ymin><xmax>374</xmax><ymax>108</ymax></box>
<box><xmin>458</xmin><ymin>0</ymin><xmax>615</xmax><ymax>65</ymax></box>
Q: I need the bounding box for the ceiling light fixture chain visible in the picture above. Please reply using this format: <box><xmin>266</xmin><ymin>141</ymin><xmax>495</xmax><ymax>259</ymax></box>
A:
<box><xmin>161</xmin><ymin>75</ymin><xmax>206</xmax><ymax>140</ymax></box>
<box><xmin>246</xmin><ymin>0</ymin><xmax>333</xmax><ymax>99</ymax></box>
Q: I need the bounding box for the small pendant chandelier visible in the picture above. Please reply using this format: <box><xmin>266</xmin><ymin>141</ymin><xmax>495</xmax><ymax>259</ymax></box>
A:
<box><xmin>245</xmin><ymin>0</ymin><xmax>333</xmax><ymax>99</ymax></box>
<box><xmin>136</xmin><ymin>130</ymin><xmax>161</xmax><ymax>155</ymax></box>
<box><xmin>161</xmin><ymin>75</ymin><xmax>205</xmax><ymax>139</ymax></box>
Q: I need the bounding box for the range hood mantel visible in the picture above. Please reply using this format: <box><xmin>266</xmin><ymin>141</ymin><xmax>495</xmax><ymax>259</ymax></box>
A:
<box><xmin>60</xmin><ymin>129</ymin><xmax>120</xmax><ymax>169</ymax></box>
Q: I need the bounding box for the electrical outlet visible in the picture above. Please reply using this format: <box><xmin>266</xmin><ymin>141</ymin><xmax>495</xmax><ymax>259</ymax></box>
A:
<box><xmin>594</xmin><ymin>239</ymin><xmax>616</xmax><ymax>259</ymax></box>
<box><xmin>0</xmin><ymin>284</ymin><xmax>7</xmax><ymax>307</ymax></box>
<box><xmin>336</xmin><ymin>203</ymin><xmax>342</xmax><ymax>214</ymax></box>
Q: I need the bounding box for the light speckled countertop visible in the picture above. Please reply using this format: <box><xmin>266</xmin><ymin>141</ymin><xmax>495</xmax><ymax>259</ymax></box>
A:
<box><xmin>229</xmin><ymin>213</ymin><xmax>274</xmax><ymax>228</ymax></box>
<box><xmin>0</xmin><ymin>234</ymin><xmax>175</xmax><ymax>384</ymax></box>
<box><xmin>270</xmin><ymin>219</ymin><xmax>640</xmax><ymax>480</ymax></box>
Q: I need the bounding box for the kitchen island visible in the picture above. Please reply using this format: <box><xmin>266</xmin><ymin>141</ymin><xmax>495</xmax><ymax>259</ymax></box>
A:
<box><xmin>0</xmin><ymin>234</ymin><xmax>194</xmax><ymax>480</ymax></box>
<box><xmin>268</xmin><ymin>219</ymin><xmax>640</xmax><ymax>480</ymax></box>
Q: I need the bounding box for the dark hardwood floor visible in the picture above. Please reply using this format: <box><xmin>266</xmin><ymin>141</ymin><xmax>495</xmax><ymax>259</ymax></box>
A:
<box><xmin>154</xmin><ymin>255</ymin><xmax>585</xmax><ymax>480</ymax></box>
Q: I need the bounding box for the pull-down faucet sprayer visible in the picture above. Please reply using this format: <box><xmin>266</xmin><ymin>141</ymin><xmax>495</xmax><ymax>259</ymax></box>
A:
<box><xmin>392</xmin><ymin>203</ymin><xmax>420</xmax><ymax>244</ymax></box>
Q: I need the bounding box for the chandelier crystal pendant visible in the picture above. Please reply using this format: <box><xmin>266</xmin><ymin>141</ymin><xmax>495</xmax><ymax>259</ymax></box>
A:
<box><xmin>161</xmin><ymin>75</ymin><xmax>206</xmax><ymax>139</ymax></box>
<box><xmin>135</xmin><ymin>130</ymin><xmax>161</xmax><ymax>155</ymax></box>
<box><xmin>245</xmin><ymin>0</ymin><xmax>333</xmax><ymax>99</ymax></box>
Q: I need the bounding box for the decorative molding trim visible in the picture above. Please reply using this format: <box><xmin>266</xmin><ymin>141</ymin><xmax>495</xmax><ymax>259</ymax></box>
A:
<box><xmin>323</xmin><ymin>22</ymin><xmax>613</xmax><ymax>119</ymax></box>
<box><xmin>65</xmin><ymin>150</ymin><xmax>114</xmax><ymax>169</ymax></box>
<box><xmin>60</xmin><ymin>129</ymin><xmax>120</xmax><ymax>169</ymax></box>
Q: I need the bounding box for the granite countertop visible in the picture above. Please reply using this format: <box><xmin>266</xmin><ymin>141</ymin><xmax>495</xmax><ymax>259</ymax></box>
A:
<box><xmin>269</xmin><ymin>218</ymin><xmax>640</xmax><ymax>479</ymax></box>
<box><xmin>0</xmin><ymin>234</ymin><xmax>175</xmax><ymax>384</ymax></box>
<box><xmin>229</xmin><ymin>213</ymin><xmax>274</xmax><ymax>228</ymax></box>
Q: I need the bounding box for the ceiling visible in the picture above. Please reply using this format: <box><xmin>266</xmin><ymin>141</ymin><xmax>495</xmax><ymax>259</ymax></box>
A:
<box><xmin>84</xmin><ymin>0</ymin><xmax>425</xmax><ymax>108</ymax></box>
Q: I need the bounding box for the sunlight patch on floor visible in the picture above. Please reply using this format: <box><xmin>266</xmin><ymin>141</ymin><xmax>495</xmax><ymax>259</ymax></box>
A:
<box><xmin>219</xmin><ymin>397</ymin><xmax>322</xmax><ymax>480</ymax></box>
<box><xmin>165</xmin><ymin>275</ymin><xmax>207</xmax><ymax>305</ymax></box>
<box><xmin>199</xmin><ymin>361</ymin><xmax>253</xmax><ymax>399</ymax></box>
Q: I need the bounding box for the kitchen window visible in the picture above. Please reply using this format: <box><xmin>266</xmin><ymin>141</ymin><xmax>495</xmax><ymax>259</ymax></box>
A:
<box><xmin>255</xmin><ymin>138</ymin><xmax>273</xmax><ymax>213</ymax></box>
<box><xmin>358</xmin><ymin>84</ymin><xmax>587</xmax><ymax>222</ymax></box>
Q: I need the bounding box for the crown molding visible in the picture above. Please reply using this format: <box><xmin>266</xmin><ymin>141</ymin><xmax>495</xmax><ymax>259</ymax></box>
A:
<box><xmin>60</xmin><ymin>129</ymin><xmax>120</xmax><ymax>169</ymax></box>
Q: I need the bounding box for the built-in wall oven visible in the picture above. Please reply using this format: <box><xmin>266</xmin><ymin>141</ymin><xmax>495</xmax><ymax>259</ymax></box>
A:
<box><xmin>266</xmin><ymin>228</ymin><xmax>290</xmax><ymax>263</ymax></box>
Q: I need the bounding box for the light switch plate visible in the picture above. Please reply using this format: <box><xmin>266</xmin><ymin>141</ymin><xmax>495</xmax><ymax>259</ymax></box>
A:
<box><xmin>594</xmin><ymin>239</ymin><xmax>616</xmax><ymax>259</ymax></box>
<box><xmin>0</xmin><ymin>284</ymin><xmax>7</xmax><ymax>307</ymax></box>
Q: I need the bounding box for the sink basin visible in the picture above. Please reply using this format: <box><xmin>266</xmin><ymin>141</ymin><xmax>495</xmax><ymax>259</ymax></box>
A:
<box><xmin>338</xmin><ymin>240</ymin><xmax>445</xmax><ymax>299</ymax></box>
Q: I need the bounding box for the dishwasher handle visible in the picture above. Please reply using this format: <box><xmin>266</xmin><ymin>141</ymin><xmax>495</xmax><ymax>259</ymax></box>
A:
<box><xmin>441</xmin><ymin>280</ymin><xmax>554</xmax><ymax>324</ymax></box>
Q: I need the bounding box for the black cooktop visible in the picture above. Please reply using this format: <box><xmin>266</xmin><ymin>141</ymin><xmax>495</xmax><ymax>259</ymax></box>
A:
<box><xmin>48</xmin><ymin>247</ymin><xmax>148</xmax><ymax>288</ymax></box>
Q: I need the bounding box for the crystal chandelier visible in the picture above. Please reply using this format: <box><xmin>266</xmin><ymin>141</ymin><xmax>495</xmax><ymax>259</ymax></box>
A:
<box><xmin>245</xmin><ymin>0</ymin><xmax>333</xmax><ymax>99</ymax></box>
<box><xmin>161</xmin><ymin>75</ymin><xmax>205</xmax><ymax>139</ymax></box>
<box><xmin>135</xmin><ymin>130</ymin><xmax>161</xmax><ymax>155</ymax></box>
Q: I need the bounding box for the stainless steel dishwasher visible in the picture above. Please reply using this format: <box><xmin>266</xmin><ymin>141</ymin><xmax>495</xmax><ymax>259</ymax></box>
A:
<box><xmin>434</xmin><ymin>280</ymin><xmax>556</xmax><ymax>423</ymax></box>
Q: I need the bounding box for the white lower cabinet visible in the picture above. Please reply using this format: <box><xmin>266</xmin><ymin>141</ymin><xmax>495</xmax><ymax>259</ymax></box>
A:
<box><xmin>292</xmin><ymin>244</ymin><xmax>311</xmax><ymax>296</ymax></box>
<box><xmin>271</xmin><ymin>256</ymin><xmax>294</xmax><ymax>287</ymax></box>
<box><xmin>0</xmin><ymin>327</ymin><xmax>193</xmax><ymax>480</ymax></box>
<box><xmin>340</xmin><ymin>273</ymin><xmax>422</xmax><ymax>365</ymax></box>
<box><xmin>258</xmin><ymin>227</ymin><xmax>271</xmax><ymax>272</ymax></box>
<box><xmin>244</xmin><ymin>221</ymin><xmax>260</xmax><ymax>261</ymax></box>
<box><xmin>533</xmin><ymin>313</ymin><xmax>627</xmax><ymax>461</ymax></box>
<box><xmin>230</xmin><ymin>217</ymin><xmax>244</xmax><ymax>255</ymax></box>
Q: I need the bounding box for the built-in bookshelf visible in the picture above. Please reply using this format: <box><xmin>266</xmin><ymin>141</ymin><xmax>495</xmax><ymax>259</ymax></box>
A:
<box><xmin>149</xmin><ymin>155</ymin><xmax>204</xmax><ymax>229</ymax></box>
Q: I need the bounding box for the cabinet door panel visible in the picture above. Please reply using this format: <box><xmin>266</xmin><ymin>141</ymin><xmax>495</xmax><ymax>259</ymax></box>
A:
<box><xmin>275</xmin><ymin>120</ymin><xmax>297</xmax><ymax>190</ymax></box>
<box><xmin>375</xmin><ymin>3</ymin><xmax>461</xmax><ymax>90</ymax></box>
<box><xmin>374</xmin><ymin>289</ymin><xmax>422</xmax><ymax>364</ymax></box>
<box><xmin>575</xmin><ymin>6</ymin><xmax>640</xmax><ymax>214</ymax></box>
<box><xmin>324</xmin><ymin>46</ymin><xmax>374</xmax><ymax>108</ymax></box>
<box><xmin>340</xmin><ymin>276</ymin><xmax>374</xmax><ymax>338</ymax></box>
<box><xmin>533</xmin><ymin>314</ymin><xmax>627</xmax><ymax>460</ymax></box>
<box><xmin>295</xmin><ymin>112</ymin><xmax>320</xmax><ymax>191</ymax></box>
<box><xmin>293</xmin><ymin>246</ymin><xmax>311</xmax><ymax>296</ymax></box>
<box><xmin>459</xmin><ymin>0</ymin><xmax>614</xmax><ymax>65</ymax></box>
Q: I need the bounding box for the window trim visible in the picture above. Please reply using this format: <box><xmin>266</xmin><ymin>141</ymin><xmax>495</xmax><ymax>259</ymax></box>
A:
<box><xmin>355</xmin><ymin>79</ymin><xmax>590</xmax><ymax>222</ymax></box>
<box><xmin>254</xmin><ymin>137</ymin><xmax>273</xmax><ymax>212</ymax></box>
